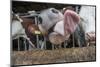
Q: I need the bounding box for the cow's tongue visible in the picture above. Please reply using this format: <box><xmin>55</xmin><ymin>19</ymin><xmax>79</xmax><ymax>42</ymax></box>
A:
<box><xmin>64</xmin><ymin>10</ymin><xmax>80</xmax><ymax>34</ymax></box>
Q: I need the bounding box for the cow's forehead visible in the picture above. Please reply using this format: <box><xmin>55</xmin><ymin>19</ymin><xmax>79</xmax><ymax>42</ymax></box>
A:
<box><xmin>40</xmin><ymin>8</ymin><xmax>59</xmax><ymax>14</ymax></box>
<box><xmin>39</xmin><ymin>8</ymin><xmax>63</xmax><ymax>18</ymax></box>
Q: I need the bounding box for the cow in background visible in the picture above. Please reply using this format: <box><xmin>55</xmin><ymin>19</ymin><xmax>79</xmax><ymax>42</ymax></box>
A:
<box><xmin>12</xmin><ymin>14</ymin><xmax>36</xmax><ymax>51</ymax></box>
<box><xmin>79</xmin><ymin>6</ymin><xmax>96</xmax><ymax>46</ymax></box>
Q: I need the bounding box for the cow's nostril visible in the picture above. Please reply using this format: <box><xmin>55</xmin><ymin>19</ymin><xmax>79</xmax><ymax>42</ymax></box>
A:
<box><xmin>51</xmin><ymin>8</ymin><xmax>58</xmax><ymax>14</ymax></box>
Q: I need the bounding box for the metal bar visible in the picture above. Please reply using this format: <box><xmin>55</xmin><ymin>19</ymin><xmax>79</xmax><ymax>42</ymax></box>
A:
<box><xmin>35</xmin><ymin>15</ymin><xmax>40</xmax><ymax>49</ymax></box>
<box><xmin>44</xmin><ymin>37</ymin><xmax>46</xmax><ymax>50</ymax></box>
<box><xmin>36</xmin><ymin>35</ymin><xmax>39</xmax><ymax>49</ymax></box>
<box><xmin>64</xmin><ymin>40</ymin><xmax>66</xmax><ymax>48</ymax></box>
<box><xmin>52</xmin><ymin>44</ymin><xmax>55</xmax><ymax>50</ymax></box>
<box><xmin>40</xmin><ymin>41</ymin><xmax>44</xmax><ymax>49</ymax></box>
<box><xmin>21</xmin><ymin>14</ymin><xmax>37</xmax><ymax>18</ymax></box>
<box><xmin>78</xmin><ymin>39</ymin><xmax>81</xmax><ymax>47</ymax></box>
<box><xmin>28</xmin><ymin>44</ymin><xmax>31</xmax><ymax>51</ymax></box>
<box><xmin>26</xmin><ymin>37</ymin><xmax>35</xmax><ymax>48</ymax></box>
<box><xmin>35</xmin><ymin>15</ymin><xmax>38</xmax><ymax>25</ymax></box>
<box><xmin>18</xmin><ymin>37</ymin><xmax>20</xmax><ymax>51</ymax></box>
<box><xmin>72</xmin><ymin>34</ymin><xmax>75</xmax><ymax>48</ymax></box>
<box><xmin>75</xmin><ymin>6</ymin><xmax>79</xmax><ymax>13</ymax></box>
<box><xmin>18</xmin><ymin>12</ymin><xmax>40</xmax><ymax>17</ymax></box>
<box><xmin>21</xmin><ymin>34</ymin><xmax>35</xmax><ymax>49</ymax></box>
<box><xmin>74</xmin><ymin>6</ymin><xmax>79</xmax><ymax>47</ymax></box>
<box><xmin>24</xmin><ymin>38</ymin><xmax>27</xmax><ymax>51</ymax></box>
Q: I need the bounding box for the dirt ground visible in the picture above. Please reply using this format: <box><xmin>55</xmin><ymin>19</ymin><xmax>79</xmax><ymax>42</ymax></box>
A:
<box><xmin>11</xmin><ymin>46</ymin><xmax>96</xmax><ymax>66</ymax></box>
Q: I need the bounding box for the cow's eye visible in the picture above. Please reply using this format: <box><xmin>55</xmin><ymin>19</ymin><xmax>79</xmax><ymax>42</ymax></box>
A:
<box><xmin>38</xmin><ymin>16</ymin><xmax>42</xmax><ymax>24</ymax></box>
<box><xmin>51</xmin><ymin>9</ymin><xmax>58</xmax><ymax>14</ymax></box>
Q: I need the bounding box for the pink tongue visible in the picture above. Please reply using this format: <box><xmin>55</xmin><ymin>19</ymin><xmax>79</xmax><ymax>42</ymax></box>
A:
<box><xmin>64</xmin><ymin>10</ymin><xmax>80</xmax><ymax>34</ymax></box>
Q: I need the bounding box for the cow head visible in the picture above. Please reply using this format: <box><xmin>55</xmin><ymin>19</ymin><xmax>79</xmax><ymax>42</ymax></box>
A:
<box><xmin>38</xmin><ymin>8</ymin><xmax>64</xmax><ymax>35</ymax></box>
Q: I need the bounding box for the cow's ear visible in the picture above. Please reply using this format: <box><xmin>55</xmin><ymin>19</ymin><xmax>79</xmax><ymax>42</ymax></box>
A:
<box><xmin>51</xmin><ymin>8</ymin><xmax>59</xmax><ymax>14</ymax></box>
<box><xmin>38</xmin><ymin>16</ymin><xmax>42</xmax><ymax>24</ymax></box>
